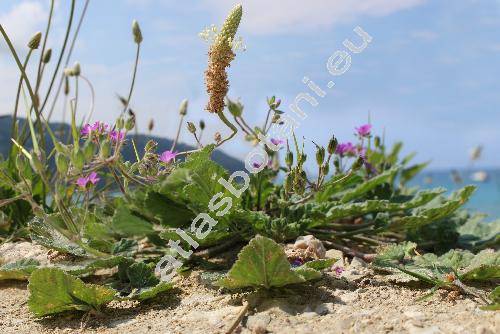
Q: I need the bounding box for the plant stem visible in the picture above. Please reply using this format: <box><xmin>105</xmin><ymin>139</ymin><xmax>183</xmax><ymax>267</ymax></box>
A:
<box><xmin>170</xmin><ymin>114</ymin><xmax>185</xmax><ymax>151</ymax></box>
<box><xmin>35</xmin><ymin>0</ymin><xmax>55</xmax><ymax>93</ymax></box>
<box><xmin>216</xmin><ymin>110</ymin><xmax>238</xmax><ymax>147</ymax></box>
<box><xmin>11</xmin><ymin>50</ymin><xmax>33</xmax><ymax>140</ymax></box>
<box><xmin>121</xmin><ymin>43</ymin><xmax>141</xmax><ymax>115</ymax></box>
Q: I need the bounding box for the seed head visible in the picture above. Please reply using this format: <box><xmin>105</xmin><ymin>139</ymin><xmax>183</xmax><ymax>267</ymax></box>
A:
<box><xmin>132</xmin><ymin>20</ymin><xmax>143</xmax><ymax>44</ymax></box>
<box><xmin>28</xmin><ymin>31</ymin><xmax>42</xmax><ymax>49</ymax></box>
<box><xmin>187</xmin><ymin>122</ymin><xmax>196</xmax><ymax>134</ymax></box>
<box><xmin>205</xmin><ymin>5</ymin><xmax>243</xmax><ymax>114</ymax></box>
<box><xmin>214</xmin><ymin>132</ymin><xmax>222</xmax><ymax>144</ymax></box>
<box><xmin>42</xmin><ymin>48</ymin><xmax>52</xmax><ymax>63</ymax></box>
<box><xmin>199</xmin><ymin>120</ymin><xmax>205</xmax><ymax>130</ymax></box>
<box><xmin>179</xmin><ymin>99</ymin><xmax>188</xmax><ymax>116</ymax></box>
<box><xmin>148</xmin><ymin>119</ymin><xmax>154</xmax><ymax>132</ymax></box>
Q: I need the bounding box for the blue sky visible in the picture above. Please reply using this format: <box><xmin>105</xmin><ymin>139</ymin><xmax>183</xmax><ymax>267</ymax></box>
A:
<box><xmin>0</xmin><ymin>0</ymin><xmax>499</xmax><ymax>169</ymax></box>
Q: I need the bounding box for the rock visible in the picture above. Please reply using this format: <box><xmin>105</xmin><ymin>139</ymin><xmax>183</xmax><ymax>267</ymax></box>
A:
<box><xmin>325</xmin><ymin>249</ymin><xmax>343</xmax><ymax>260</ymax></box>
<box><xmin>404</xmin><ymin>310</ymin><xmax>426</xmax><ymax>322</ymax></box>
<box><xmin>314</xmin><ymin>303</ymin><xmax>334</xmax><ymax>315</ymax></box>
<box><xmin>0</xmin><ymin>242</ymin><xmax>49</xmax><ymax>265</ymax></box>
<box><xmin>405</xmin><ymin>323</ymin><xmax>443</xmax><ymax>334</ymax></box>
<box><xmin>293</xmin><ymin>235</ymin><xmax>326</xmax><ymax>259</ymax></box>
<box><xmin>350</xmin><ymin>257</ymin><xmax>368</xmax><ymax>269</ymax></box>
<box><xmin>337</xmin><ymin>291</ymin><xmax>359</xmax><ymax>303</ymax></box>
<box><xmin>246</xmin><ymin>313</ymin><xmax>271</xmax><ymax>333</ymax></box>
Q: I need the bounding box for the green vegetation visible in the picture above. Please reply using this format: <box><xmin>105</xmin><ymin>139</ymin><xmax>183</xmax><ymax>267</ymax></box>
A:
<box><xmin>0</xmin><ymin>3</ymin><xmax>497</xmax><ymax>323</ymax></box>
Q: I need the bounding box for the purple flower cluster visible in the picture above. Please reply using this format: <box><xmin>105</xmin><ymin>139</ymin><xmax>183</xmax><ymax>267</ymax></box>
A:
<box><xmin>76</xmin><ymin>172</ymin><xmax>100</xmax><ymax>190</ymax></box>
<box><xmin>159</xmin><ymin>150</ymin><xmax>178</xmax><ymax>164</ymax></box>
<box><xmin>355</xmin><ymin>124</ymin><xmax>372</xmax><ymax>137</ymax></box>
<box><xmin>335</xmin><ymin>142</ymin><xmax>356</xmax><ymax>157</ymax></box>
<box><xmin>81</xmin><ymin>121</ymin><xmax>125</xmax><ymax>143</ymax></box>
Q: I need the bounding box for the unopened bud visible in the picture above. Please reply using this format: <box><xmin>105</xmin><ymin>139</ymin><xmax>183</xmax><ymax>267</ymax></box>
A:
<box><xmin>72</xmin><ymin>150</ymin><xmax>85</xmax><ymax>170</ymax></box>
<box><xmin>83</xmin><ymin>140</ymin><xmax>96</xmax><ymax>162</ymax></box>
<box><xmin>132</xmin><ymin>20</ymin><xmax>143</xmax><ymax>44</ymax></box>
<box><xmin>199</xmin><ymin>120</ymin><xmax>205</xmax><ymax>130</ymax></box>
<box><xmin>72</xmin><ymin>62</ymin><xmax>81</xmax><ymax>76</ymax></box>
<box><xmin>334</xmin><ymin>157</ymin><xmax>340</xmax><ymax>171</ymax></box>
<box><xmin>187</xmin><ymin>122</ymin><xmax>196</xmax><ymax>134</ymax></box>
<box><xmin>116</xmin><ymin>117</ymin><xmax>125</xmax><ymax>130</ymax></box>
<box><xmin>100</xmin><ymin>139</ymin><xmax>112</xmax><ymax>159</ymax></box>
<box><xmin>148</xmin><ymin>119</ymin><xmax>154</xmax><ymax>132</ymax></box>
<box><xmin>374</xmin><ymin>136</ymin><xmax>381</xmax><ymax>148</ymax></box>
<box><xmin>179</xmin><ymin>99</ymin><xmax>188</xmax><ymax>116</ymax></box>
<box><xmin>56</xmin><ymin>153</ymin><xmax>69</xmax><ymax>174</ymax></box>
<box><xmin>298</xmin><ymin>153</ymin><xmax>307</xmax><ymax>165</ymax></box>
<box><xmin>214</xmin><ymin>132</ymin><xmax>222</xmax><ymax>144</ymax></box>
<box><xmin>322</xmin><ymin>163</ymin><xmax>330</xmax><ymax>176</ymax></box>
<box><xmin>315</xmin><ymin>146</ymin><xmax>325</xmax><ymax>166</ymax></box>
<box><xmin>30</xmin><ymin>152</ymin><xmax>44</xmax><ymax>173</ymax></box>
<box><xmin>284</xmin><ymin>173</ymin><xmax>293</xmax><ymax>193</ymax></box>
<box><xmin>285</xmin><ymin>150</ymin><xmax>293</xmax><ymax>169</ymax></box>
<box><xmin>352</xmin><ymin>156</ymin><xmax>364</xmax><ymax>171</ymax></box>
<box><xmin>42</xmin><ymin>48</ymin><xmax>52</xmax><ymax>63</ymax></box>
<box><xmin>64</xmin><ymin>77</ymin><xmax>70</xmax><ymax>95</ymax></box>
<box><xmin>125</xmin><ymin>117</ymin><xmax>135</xmax><ymax>131</ymax></box>
<box><xmin>28</xmin><ymin>31</ymin><xmax>42</xmax><ymax>49</ymax></box>
<box><xmin>327</xmin><ymin>135</ymin><xmax>338</xmax><ymax>155</ymax></box>
<box><xmin>226</xmin><ymin>98</ymin><xmax>243</xmax><ymax>117</ymax></box>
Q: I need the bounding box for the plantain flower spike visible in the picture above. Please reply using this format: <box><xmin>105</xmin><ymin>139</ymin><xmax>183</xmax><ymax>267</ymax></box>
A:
<box><xmin>132</xmin><ymin>20</ymin><xmax>143</xmax><ymax>44</ymax></box>
<box><xmin>205</xmin><ymin>4</ymin><xmax>242</xmax><ymax>114</ymax></box>
<box><xmin>28</xmin><ymin>31</ymin><xmax>42</xmax><ymax>49</ymax></box>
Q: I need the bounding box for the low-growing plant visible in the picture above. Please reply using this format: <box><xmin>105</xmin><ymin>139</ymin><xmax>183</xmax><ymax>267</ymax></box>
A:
<box><xmin>0</xmin><ymin>2</ymin><xmax>497</xmax><ymax>323</ymax></box>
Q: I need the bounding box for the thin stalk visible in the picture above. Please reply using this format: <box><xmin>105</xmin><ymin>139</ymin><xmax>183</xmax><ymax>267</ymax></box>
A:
<box><xmin>41</xmin><ymin>0</ymin><xmax>76</xmax><ymax>115</ymax></box>
<box><xmin>11</xmin><ymin>49</ymin><xmax>33</xmax><ymax>139</ymax></box>
<box><xmin>170</xmin><ymin>113</ymin><xmax>185</xmax><ymax>151</ymax></box>
<box><xmin>35</xmin><ymin>0</ymin><xmax>55</xmax><ymax>93</ymax></box>
<box><xmin>121</xmin><ymin>44</ymin><xmax>141</xmax><ymax>115</ymax></box>
<box><xmin>80</xmin><ymin>75</ymin><xmax>95</xmax><ymax>123</ymax></box>
<box><xmin>262</xmin><ymin>107</ymin><xmax>272</xmax><ymax>133</ymax></box>
<box><xmin>216</xmin><ymin>110</ymin><xmax>238</xmax><ymax>147</ymax></box>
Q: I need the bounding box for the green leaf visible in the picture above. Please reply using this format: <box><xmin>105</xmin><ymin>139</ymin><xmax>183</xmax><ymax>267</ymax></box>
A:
<box><xmin>28</xmin><ymin>268</ymin><xmax>115</xmax><ymax>317</ymax></box>
<box><xmin>400</xmin><ymin>162</ymin><xmax>430</xmax><ymax>185</ymax></box>
<box><xmin>298</xmin><ymin>258</ymin><xmax>336</xmax><ymax>271</ymax></box>
<box><xmin>0</xmin><ymin>258</ymin><xmax>40</xmax><ymax>280</ymax></box>
<box><xmin>340</xmin><ymin>167</ymin><xmax>400</xmax><ymax>203</ymax></box>
<box><xmin>62</xmin><ymin>256</ymin><xmax>126</xmax><ymax>277</ymax></box>
<box><xmin>29</xmin><ymin>216</ymin><xmax>88</xmax><ymax>257</ymax></box>
<box><xmin>481</xmin><ymin>287</ymin><xmax>500</xmax><ymax>311</ymax></box>
<box><xmin>326</xmin><ymin>189</ymin><xmax>444</xmax><ymax>220</ymax></box>
<box><xmin>143</xmin><ymin>191</ymin><xmax>194</xmax><ymax>228</ymax></box>
<box><xmin>111</xmin><ymin>206</ymin><xmax>154</xmax><ymax>237</ymax></box>
<box><xmin>373</xmin><ymin>242</ymin><xmax>417</xmax><ymax>267</ymax></box>
<box><xmin>216</xmin><ymin>235</ymin><xmax>309</xmax><ymax>290</ymax></box>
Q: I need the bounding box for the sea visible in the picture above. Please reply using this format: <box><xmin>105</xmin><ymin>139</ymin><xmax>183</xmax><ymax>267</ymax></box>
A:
<box><xmin>409</xmin><ymin>169</ymin><xmax>500</xmax><ymax>220</ymax></box>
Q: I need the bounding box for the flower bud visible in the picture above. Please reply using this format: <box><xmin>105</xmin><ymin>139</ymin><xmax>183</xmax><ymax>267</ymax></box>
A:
<box><xmin>179</xmin><ymin>99</ymin><xmax>188</xmax><ymax>116</ymax></box>
<box><xmin>148</xmin><ymin>119</ymin><xmax>154</xmax><ymax>132</ymax></box>
<box><xmin>64</xmin><ymin>77</ymin><xmax>70</xmax><ymax>95</ymax></box>
<box><xmin>226</xmin><ymin>98</ymin><xmax>243</xmax><ymax>117</ymax></box>
<box><xmin>145</xmin><ymin>140</ymin><xmax>157</xmax><ymax>153</ymax></box>
<box><xmin>30</xmin><ymin>152</ymin><xmax>44</xmax><ymax>174</ymax></box>
<box><xmin>199</xmin><ymin>120</ymin><xmax>205</xmax><ymax>130</ymax></box>
<box><xmin>374</xmin><ymin>136</ymin><xmax>381</xmax><ymax>148</ymax></box>
<box><xmin>298</xmin><ymin>153</ymin><xmax>307</xmax><ymax>165</ymax></box>
<box><xmin>132</xmin><ymin>20</ymin><xmax>143</xmax><ymax>44</ymax></box>
<box><xmin>116</xmin><ymin>116</ymin><xmax>125</xmax><ymax>130</ymax></box>
<box><xmin>28</xmin><ymin>31</ymin><xmax>42</xmax><ymax>49</ymax></box>
<box><xmin>56</xmin><ymin>153</ymin><xmax>69</xmax><ymax>175</ymax></box>
<box><xmin>322</xmin><ymin>163</ymin><xmax>330</xmax><ymax>176</ymax></box>
<box><xmin>42</xmin><ymin>48</ymin><xmax>52</xmax><ymax>63</ymax></box>
<box><xmin>315</xmin><ymin>146</ymin><xmax>325</xmax><ymax>166</ymax></box>
<box><xmin>83</xmin><ymin>140</ymin><xmax>96</xmax><ymax>162</ymax></box>
<box><xmin>327</xmin><ymin>135</ymin><xmax>338</xmax><ymax>155</ymax></box>
<box><xmin>285</xmin><ymin>150</ymin><xmax>293</xmax><ymax>169</ymax></box>
<box><xmin>100</xmin><ymin>139</ymin><xmax>112</xmax><ymax>159</ymax></box>
<box><xmin>351</xmin><ymin>156</ymin><xmax>364</xmax><ymax>171</ymax></box>
<box><xmin>334</xmin><ymin>156</ymin><xmax>340</xmax><ymax>171</ymax></box>
<box><xmin>214</xmin><ymin>132</ymin><xmax>222</xmax><ymax>144</ymax></box>
<box><xmin>284</xmin><ymin>173</ymin><xmax>293</xmax><ymax>193</ymax></box>
<box><xmin>72</xmin><ymin>150</ymin><xmax>85</xmax><ymax>170</ymax></box>
<box><xmin>125</xmin><ymin>117</ymin><xmax>135</xmax><ymax>131</ymax></box>
<box><xmin>72</xmin><ymin>62</ymin><xmax>81</xmax><ymax>76</ymax></box>
<box><xmin>187</xmin><ymin>122</ymin><xmax>196</xmax><ymax>134</ymax></box>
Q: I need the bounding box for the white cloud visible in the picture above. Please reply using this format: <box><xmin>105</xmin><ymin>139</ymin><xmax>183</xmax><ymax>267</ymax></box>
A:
<box><xmin>0</xmin><ymin>1</ymin><xmax>47</xmax><ymax>51</ymax></box>
<box><xmin>203</xmin><ymin>0</ymin><xmax>427</xmax><ymax>34</ymax></box>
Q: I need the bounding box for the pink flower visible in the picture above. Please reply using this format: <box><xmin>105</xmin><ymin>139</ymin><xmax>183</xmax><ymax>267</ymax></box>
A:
<box><xmin>355</xmin><ymin>124</ymin><xmax>372</xmax><ymax>137</ymax></box>
<box><xmin>109</xmin><ymin>130</ymin><xmax>125</xmax><ymax>143</ymax></box>
<box><xmin>81</xmin><ymin>121</ymin><xmax>109</xmax><ymax>138</ymax></box>
<box><xmin>270</xmin><ymin>138</ymin><xmax>285</xmax><ymax>147</ymax></box>
<box><xmin>252</xmin><ymin>162</ymin><xmax>263</xmax><ymax>169</ymax></box>
<box><xmin>332</xmin><ymin>266</ymin><xmax>344</xmax><ymax>276</ymax></box>
<box><xmin>160</xmin><ymin>150</ymin><xmax>177</xmax><ymax>163</ymax></box>
<box><xmin>336</xmin><ymin>142</ymin><xmax>356</xmax><ymax>157</ymax></box>
<box><xmin>76</xmin><ymin>172</ymin><xmax>100</xmax><ymax>190</ymax></box>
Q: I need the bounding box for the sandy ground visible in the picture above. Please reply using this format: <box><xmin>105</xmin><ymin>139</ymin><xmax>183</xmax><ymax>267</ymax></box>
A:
<box><xmin>1</xmin><ymin>256</ymin><xmax>498</xmax><ymax>334</ymax></box>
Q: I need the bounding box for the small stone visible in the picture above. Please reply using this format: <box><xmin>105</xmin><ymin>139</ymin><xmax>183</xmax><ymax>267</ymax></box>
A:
<box><xmin>404</xmin><ymin>311</ymin><xmax>426</xmax><ymax>321</ymax></box>
<box><xmin>325</xmin><ymin>249</ymin><xmax>343</xmax><ymax>260</ymax></box>
<box><xmin>314</xmin><ymin>303</ymin><xmax>334</xmax><ymax>315</ymax></box>
<box><xmin>246</xmin><ymin>313</ymin><xmax>271</xmax><ymax>332</ymax></box>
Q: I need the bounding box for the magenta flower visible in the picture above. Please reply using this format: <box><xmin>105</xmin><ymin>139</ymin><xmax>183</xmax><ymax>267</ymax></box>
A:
<box><xmin>355</xmin><ymin>124</ymin><xmax>372</xmax><ymax>137</ymax></box>
<box><xmin>81</xmin><ymin>121</ymin><xmax>109</xmax><ymax>138</ymax></box>
<box><xmin>76</xmin><ymin>172</ymin><xmax>100</xmax><ymax>190</ymax></box>
<box><xmin>252</xmin><ymin>162</ymin><xmax>263</xmax><ymax>169</ymax></box>
<box><xmin>336</xmin><ymin>142</ymin><xmax>356</xmax><ymax>157</ymax></box>
<box><xmin>270</xmin><ymin>138</ymin><xmax>285</xmax><ymax>147</ymax></box>
<box><xmin>332</xmin><ymin>266</ymin><xmax>344</xmax><ymax>276</ymax></box>
<box><xmin>160</xmin><ymin>150</ymin><xmax>177</xmax><ymax>163</ymax></box>
<box><xmin>109</xmin><ymin>130</ymin><xmax>125</xmax><ymax>143</ymax></box>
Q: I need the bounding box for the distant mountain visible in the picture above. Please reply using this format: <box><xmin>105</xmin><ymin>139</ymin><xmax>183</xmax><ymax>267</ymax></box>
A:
<box><xmin>0</xmin><ymin>116</ymin><xmax>244</xmax><ymax>172</ymax></box>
